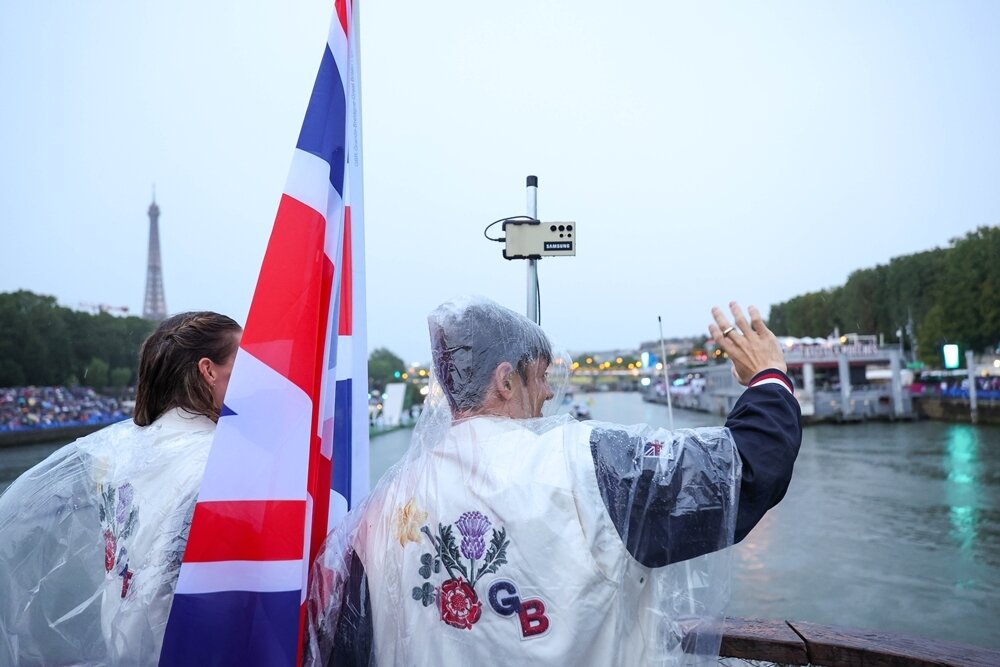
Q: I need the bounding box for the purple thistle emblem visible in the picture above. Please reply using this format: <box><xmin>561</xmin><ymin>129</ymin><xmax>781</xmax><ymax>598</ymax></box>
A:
<box><xmin>116</xmin><ymin>483</ymin><xmax>134</xmax><ymax>524</ymax></box>
<box><xmin>455</xmin><ymin>511</ymin><xmax>491</xmax><ymax>560</ymax></box>
<box><xmin>410</xmin><ymin>509</ymin><xmax>511</xmax><ymax>625</ymax></box>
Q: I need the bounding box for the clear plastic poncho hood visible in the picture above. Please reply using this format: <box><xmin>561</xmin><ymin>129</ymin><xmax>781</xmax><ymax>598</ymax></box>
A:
<box><xmin>307</xmin><ymin>297</ymin><xmax>740</xmax><ymax>666</ymax></box>
<box><xmin>428</xmin><ymin>296</ymin><xmax>571</xmax><ymax>417</ymax></box>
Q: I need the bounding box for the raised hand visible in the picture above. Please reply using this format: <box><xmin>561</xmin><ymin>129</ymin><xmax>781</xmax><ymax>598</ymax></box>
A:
<box><xmin>709</xmin><ymin>302</ymin><xmax>787</xmax><ymax>386</ymax></box>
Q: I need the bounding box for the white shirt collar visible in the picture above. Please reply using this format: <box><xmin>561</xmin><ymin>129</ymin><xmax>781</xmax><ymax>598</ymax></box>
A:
<box><xmin>154</xmin><ymin>406</ymin><xmax>216</xmax><ymax>432</ymax></box>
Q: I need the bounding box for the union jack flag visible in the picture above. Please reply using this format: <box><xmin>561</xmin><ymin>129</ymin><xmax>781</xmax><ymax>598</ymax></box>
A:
<box><xmin>159</xmin><ymin>1</ymin><xmax>368</xmax><ymax>663</ymax></box>
<box><xmin>643</xmin><ymin>440</ymin><xmax>664</xmax><ymax>457</ymax></box>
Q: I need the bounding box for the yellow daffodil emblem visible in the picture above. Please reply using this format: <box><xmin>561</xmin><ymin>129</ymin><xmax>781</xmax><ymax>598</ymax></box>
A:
<box><xmin>396</xmin><ymin>498</ymin><xmax>428</xmax><ymax>546</ymax></box>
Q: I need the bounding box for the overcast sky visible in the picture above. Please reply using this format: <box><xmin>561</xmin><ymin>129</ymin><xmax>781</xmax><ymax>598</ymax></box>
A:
<box><xmin>2</xmin><ymin>1</ymin><xmax>999</xmax><ymax>363</ymax></box>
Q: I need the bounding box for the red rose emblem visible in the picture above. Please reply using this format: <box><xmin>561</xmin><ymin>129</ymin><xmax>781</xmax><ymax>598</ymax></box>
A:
<box><xmin>103</xmin><ymin>530</ymin><xmax>116</xmax><ymax>572</ymax></box>
<box><xmin>438</xmin><ymin>578</ymin><xmax>482</xmax><ymax>630</ymax></box>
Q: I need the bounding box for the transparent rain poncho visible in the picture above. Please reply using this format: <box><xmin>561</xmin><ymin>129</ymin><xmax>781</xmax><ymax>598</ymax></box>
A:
<box><xmin>307</xmin><ymin>297</ymin><xmax>741</xmax><ymax>666</ymax></box>
<box><xmin>0</xmin><ymin>408</ymin><xmax>215</xmax><ymax>666</ymax></box>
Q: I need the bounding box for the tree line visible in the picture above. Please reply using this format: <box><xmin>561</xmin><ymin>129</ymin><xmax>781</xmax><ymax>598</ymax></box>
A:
<box><xmin>0</xmin><ymin>291</ymin><xmax>156</xmax><ymax>388</ymax></box>
<box><xmin>368</xmin><ymin>347</ymin><xmax>425</xmax><ymax>408</ymax></box>
<box><xmin>767</xmin><ymin>226</ymin><xmax>1000</xmax><ymax>366</ymax></box>
<box><xmin>0</xmin><ymin>291</ymin><xmax>425</xmax><ymax>403</ymax></box>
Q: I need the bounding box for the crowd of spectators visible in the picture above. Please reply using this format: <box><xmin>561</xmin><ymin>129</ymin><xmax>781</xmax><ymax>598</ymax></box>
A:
<box><xmin>913</xmin><ymin>375</ymin><xmax>1000</xmax><ymax>400</ymax></box>
<box><xmin>0</xmin><ymin>387</ymin><xmax>131</xmax><ymax>433</ymax></box>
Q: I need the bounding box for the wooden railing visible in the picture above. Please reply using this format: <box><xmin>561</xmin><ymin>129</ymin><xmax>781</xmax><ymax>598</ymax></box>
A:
<box><xmin>721</xmin><ymin>617</ymin><xmax>1000</xmax><ymax>666</ymax></box>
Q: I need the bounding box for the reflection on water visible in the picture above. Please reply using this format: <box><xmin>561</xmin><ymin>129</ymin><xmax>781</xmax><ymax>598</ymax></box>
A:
<box><xmin>945</xmin><ymin>426</ymin><xmax>980</xmax><ymax>558</ymax></box>
<box><xmin>0</xmin><ymin>440</ymin><xmax>68</xmax><ymax>493</ymax></box>
<box><xmin>3</xmin><ymin>393</ymin><xmax>999</xmax><ymax>649</ymax></box>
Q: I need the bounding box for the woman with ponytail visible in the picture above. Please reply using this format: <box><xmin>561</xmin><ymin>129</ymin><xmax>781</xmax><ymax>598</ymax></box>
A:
<box><xmin>0</xmin><ymin>311</ymin><xmax>241</xmax><ymax>666</ymax></box>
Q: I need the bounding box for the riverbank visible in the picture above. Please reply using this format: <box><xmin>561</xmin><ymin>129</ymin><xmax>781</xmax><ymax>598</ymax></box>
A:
<box><xmin>914</xmin><ymin>395</ymin><xmax>1000</xmax><ymax>425</ymax></box>
<box><xmin>0</xmin><ymin>422</ymin><xmax>117</xmax><ymax>448</ymax></box>
<box><xmin>2</xmin><ymin>418</ymin><xmax>413</xmax><ymax>449</ymax></box>
<box><xmin>646</xmin><ymin>386</ymin><xmax>1000</xmax><ymax>425</ymax></box>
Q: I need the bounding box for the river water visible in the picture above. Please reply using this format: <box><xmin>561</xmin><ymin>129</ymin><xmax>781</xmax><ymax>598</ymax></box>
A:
<box><xmin>4</xmin><ymin>392</ymin><xmax>998</xmax><ymax>650</ymax></box>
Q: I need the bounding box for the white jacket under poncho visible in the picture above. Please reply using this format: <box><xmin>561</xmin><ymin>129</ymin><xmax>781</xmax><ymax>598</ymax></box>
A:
<box><xmin>0</xmin><ymin>408</ymin><xmax>214</xmax><ymax>666</ymax></box>
<box><xmin>330</xmin><ymin>415</ymin><xmax>739</xmax><ymax>666</ymax></box>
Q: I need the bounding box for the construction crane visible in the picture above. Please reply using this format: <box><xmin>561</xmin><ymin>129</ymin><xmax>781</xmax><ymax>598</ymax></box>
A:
<box><xmin>79</xmin><ymin>302</ymin><xmax>131</xmax><ymax>315</ymax></box>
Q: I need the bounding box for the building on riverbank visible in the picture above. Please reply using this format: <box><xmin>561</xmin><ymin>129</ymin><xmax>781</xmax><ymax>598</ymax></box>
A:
<box><xmin>645</xmin><ymin>337</ymin><xmax>916</xmax><ymax>423</ymax></box>
<box><xmin>646</xmin><ymin>342</ymin><xmax>916</xmax><ymax>422</ymax></box>
<box><xmin>645</xmin><ymin>338</ymin><xmax>1000</xmax><ymax>424</ymax></box>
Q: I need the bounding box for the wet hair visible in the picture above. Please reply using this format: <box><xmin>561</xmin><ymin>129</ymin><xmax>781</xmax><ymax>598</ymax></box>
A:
<box><xmin>429</xmin><ymin>298</ymin><xmax>552</xmax><ymax>414</ymax></box>
<box><xmin>133</xmin><ymin>311</ymin><xmax>242</xmax><ymax>426</ymax></box>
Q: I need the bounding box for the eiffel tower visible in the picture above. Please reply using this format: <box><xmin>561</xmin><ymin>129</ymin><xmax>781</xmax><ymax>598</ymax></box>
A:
<box><xmin>142</xmin><ymin>192</ymin><xmax>168</xmax><ymax>321</ymax></box>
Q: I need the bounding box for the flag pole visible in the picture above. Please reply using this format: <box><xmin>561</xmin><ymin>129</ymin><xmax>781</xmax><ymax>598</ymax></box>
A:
<box><xmin>347</xmin><ymin>0</ymin><xmax>370</xmax><ymax>517</ymax></box>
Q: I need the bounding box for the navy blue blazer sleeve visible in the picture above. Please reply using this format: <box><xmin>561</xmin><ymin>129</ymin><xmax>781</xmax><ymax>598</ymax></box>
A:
<box><xmin>590</xmin><ymin>368</ymin><xmax>802</xmax><ymax>568</ymax></box>
<box><xmin>727</xmin><ymin>371</ymin><xmax>802</xmax><ymax>543</ymax></box>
